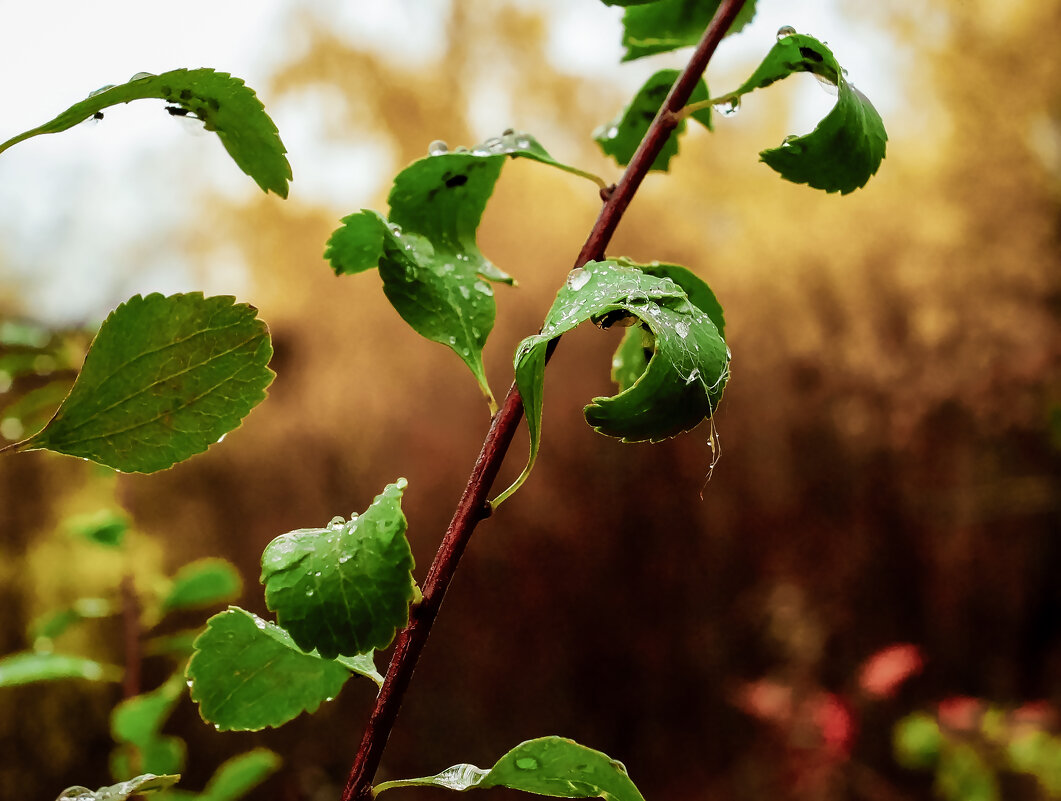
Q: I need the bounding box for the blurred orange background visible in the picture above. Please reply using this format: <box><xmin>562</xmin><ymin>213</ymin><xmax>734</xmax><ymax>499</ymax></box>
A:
<box><xmin>1</xmin><ymin>2</ymin><xmax>1058</xmax><ymax>799</ymax></box>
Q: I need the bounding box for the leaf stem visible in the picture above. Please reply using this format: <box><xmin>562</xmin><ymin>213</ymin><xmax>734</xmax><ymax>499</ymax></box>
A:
<box><xmin>339</xmin><ymin>3</ymin><xmax>749</xmax><ymax>800</ymax></box>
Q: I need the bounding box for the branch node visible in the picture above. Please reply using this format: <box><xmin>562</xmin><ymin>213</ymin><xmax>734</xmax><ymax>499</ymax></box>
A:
<box><xmin>599</xmin><ymin>183</ymin><xmax>617</xmax><ymax>202</ymax></box>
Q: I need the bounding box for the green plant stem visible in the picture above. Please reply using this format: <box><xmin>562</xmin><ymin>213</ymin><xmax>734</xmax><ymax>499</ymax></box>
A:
<box><xmin>339</xmin><ymin>3</ymin><xmax>749</xmax><ymax>800</ymax></box>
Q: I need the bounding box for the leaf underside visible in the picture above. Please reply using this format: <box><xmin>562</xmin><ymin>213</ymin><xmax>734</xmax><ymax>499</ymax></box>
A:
<box><xmin>727</xmin><ymin>32</ymin><xmax>887</xmax><ymax>193</ymax></box>
<box><xmin>621</xmin><ymin>0</ymin><xmax>758</xmax><ymax>61</ymax></box>
<box><xmin>495</xmin><ymin>259</ymin><xmax>729</xmax><ymax>505</ymax></box>
<box><xmin>261</xmin><ymin>479</ymin><xmax>415</xmax><ymax>659</ymax></box>
<box><xmin>186</xmin><ymin>607</ymin><xmax>381</xmax><ymax>732</ymax></box>
<box><xmin>0</xmin><ymin>68</ymin><xmax>290</xmax><ymax>197</ymax></box>
<box><xmin>15</xmin><ymin>293</ymin><xmax>274</xmax><ymax>473</ymax></box>
<box><xmin>375</xmin><ymin>736</ymin><xmax>646</xmax><ymax>801</ymax></box>
<box><xmin>595</xmin><ymin>69</ymin><xmax>713</xmax><ymax>172</ymax></box>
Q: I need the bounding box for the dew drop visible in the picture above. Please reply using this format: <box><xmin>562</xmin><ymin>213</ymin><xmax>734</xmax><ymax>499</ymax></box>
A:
<box><xmin>675</xmin><ymin>320</ymin><xmax>690</xmax><ymax>338</ymax></box>
<box><xmin>339</xmin><ymin>554</ymin><xmax>351</xmax><ymax>564</ymax></box>
<box><xmin>314</xmin><ymin>571</ymin><xmax>322</xmax><ymax>577</ymax></box>
<box><xmin>776</xmin><ymin>25</ymin><xmax>797</xmax><ymax>41</ymax></box>
<box><xmin>725</xmin><ymin>344</ymin><xmax>732</xmax><ymax>360</ymax></box>
<box><xmin>88</xmin><ymin>84</ymin><xmax>116</xmax><ymax>98</ymax></box>
<box><xmin>428</xmin><ymin>139</ymin><xmax>448</xmax><ymax>156</ymax></box>
<box><xmin>130</xmin><ymin>71</ymin><xmax>155</xmax><ymax>81</ymax></box>
<box><xmin>389</xmin><ymin>223</ymin><xmax>402</xmax><ymax>236</ymax></box>
<box><xmin>328</xmin><ymin>515</ymin><xmax>345</xmax><ymax>528</ymax></box>
<box><xmin>396</xmin><ymin>477</ymin><xmax>409</xmax><ymax>490</ymax></box>
<box><xmin>459</xmin><ymin>284</ymin><xmax>471</xmax><ymax>299</ymax></box>
<box><xmin>713</xmin><ymin>96</ymin><xmax>740</xmax><ymax>118</ymax></box>
<box><xmin>565</xmin><ymin>267</ymin><xmax>591</xmax><ymax>291</ymax></box>
<box><xmin>815</xmin><ymin>73</ymin><xmax>839</xmax><ymax>96</ymax></box>
<box><xmin>448</xmin><ymin>335</ymin><xmax>457</xmax><ymax>345</ymax></box>
<box><xmin>306</xmin><ymin>589</ymin><xmax>315</xmax><ymax>597</ymax></box>
<box><xmin>473</xmin><ymin>280</ymin><xmax>493</xmax><ymax>296</ymax></box>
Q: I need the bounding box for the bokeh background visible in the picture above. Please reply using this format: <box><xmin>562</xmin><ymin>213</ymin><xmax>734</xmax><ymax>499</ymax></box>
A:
<box><xmin>1</xmin><ymin>1</ymin><xmax>1058</xmax><ymax>799</ymax></box>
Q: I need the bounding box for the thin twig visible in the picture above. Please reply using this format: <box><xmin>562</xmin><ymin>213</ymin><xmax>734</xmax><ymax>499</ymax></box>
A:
<box><xmin>340</xmin><ymin>3</ymin><xmax>748</xmax><ymax>799</ymax></box>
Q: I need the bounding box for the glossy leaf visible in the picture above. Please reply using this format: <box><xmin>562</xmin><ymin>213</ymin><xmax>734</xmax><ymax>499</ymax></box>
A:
<box><xmin>0</xmin><ymin>651</ymin><xmax>121</xmax><ymax>686</ymax></box>
<box><xmin>723</xmin><ymin>31</ymin><xmax>887</xmax><ymax>193</ymax></box>
<box><xmin>595</xmin><ymin>69</ymin><xmax>712</xmax><ymax>171</ymax></box>
<box><xmin>187</xmin><ymin>607</ymin><xmax>381</xmax><ymax>732</ymax></box>
<box><xmin>0</xmin><ymin>69</ymin><xmax>290</xmax><ymax>197</ymax></box>
<box><xmin>56</xmin><ymin>774</ymin><xmax>180</xmax><ymax>801</ymax></box>
<box><xmin>10</xmin><ymin>293</ymin><xmax>274</xmax><ymax>473</ymax></box>
<box><xmin>162</xmin><ymin>558</ymin><xmax>242</xmax><ymax>613</ymax></box>
<box><xmin>375</xmin><ymin>736</ymin><xmax>645</xmax><ymax>801</ymax></box>
<box><xmin>325</xmin><ymin>132</ymin><xmax>601</xmax><ymax>409</ymax></box>
<box><xmin>621</xmin><ymin>0</ymin><xmax>758</xmax><ymax>61</ymax></box>
<box><xmin>494</xmin><ymin>260</ymin><xmax>729</xmax><ymax>505</ymax></box>
<box><xmin>261</xmin><ymin>479</ymin><xmax>414</xmax><ymax>658</ymax></box>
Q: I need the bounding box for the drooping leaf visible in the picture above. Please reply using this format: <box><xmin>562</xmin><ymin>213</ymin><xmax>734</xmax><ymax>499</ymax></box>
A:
<box><xmin>162</xmin><ymin>558</ymin><xmax>242</xmax><ymax>613</ymax></box>
<box><xmin>30</xmin><ymin>597</ymin><xmax>113</xmax><ymax>643</ymax></box>
<box><xmin>56</xmin><ymin>774</ymin><xmax>180</xmax><ymax>801</ymax></box>
<box><xmin>621</xmin><ymin>0</ymin><xmax>758</xmax><ymax>61</ymax></box>
<box><xmin>9</xmin><ymin>293</ymin><xmax>274</xmax><ymax>473</ymax></box>
<box><xmin>0</xmin><ymin>651</ymin><xmax>121</xmax><ymax>686</ymax></box>
<box><xmin>186</xmin><ymin>607</ymin><xmax>381</xmax><ymax>732</ymax></box>
<box><xmin>494</xmin><ymin>260</ymin><xmax>729</xmax><ymax>505</ymax></box>
<box><xmin>374</xmin><ymin>736</ymin><xmax>645</xmax><ymax>801</ymax></box>
<box><xmin>721</xmin><ymin>31</ymin><xmax>887</xmax><ymax>193</ymax></box>
<box><xmin>261</xmin><ymin>479</ymin><xmax>414</xmax><ymax>659</ymax></box>
<box><xmin>324</xmin><ymin>132</ymin><xmax>602</xmax><ymax>410</ymax></box>
<box><xmin>0</xmin><ymin>69</ymin><xmax>290</xmax><ymax>197</ymax></box>
<box><xmin>595</xmin><ymin>69</ymin><xmax>712</xmax><ymax>171</ymax></box>
<box><xmin>195</xmin><ymin>749</ymin><xmax>282</xmax><ymax>801</ymax></box>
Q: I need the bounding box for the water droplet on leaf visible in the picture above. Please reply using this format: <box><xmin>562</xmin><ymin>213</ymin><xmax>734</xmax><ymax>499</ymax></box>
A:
<box><xmin>565</xmin><ymin>267</ymin><xmax>591</xmax><ymax>291</ymax></box>
<box><xmin>428</xmin><ymin>140</ymin><xmax>448</xmax><ymax>156</ymax></box>
<box><xmin>130</xmin><ymin>72</ymin><xmax>155</xmax><ymax>81</ymax></box>
<box><xmin>473</xmin><ymin>280</ymin><xmax>493</xmax><ymax>296</ymax></box>
<box><xmin>713</xmin><ymin>96</ymin><xmax>740</xmax><ymax>118</ymax></box>
<box><xmin>776</xmin><ymin>25</ymin><xmax>797</xmax><ymax>41</ymax></box>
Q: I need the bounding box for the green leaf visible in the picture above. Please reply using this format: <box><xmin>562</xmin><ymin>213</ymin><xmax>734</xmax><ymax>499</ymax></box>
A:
<box><xmin>30</xmin><ymin>597</ymin><xmax>113</xmax><ymax>643</ymax></box>
<box><xmin>595</xmin><ymin>70</ymin><xmax>712</xmax><ymax>172</ymax></box>
<box><xmin>67</xmin><ymin>510</ymin><xmax>129</xmax><ymax>548</ymax></box>
<box><xmin>111</xmin><ymin>672</ymin><xmax>185</xmax><ymax>747</ymax></box>
<box><xmin>111</xmin><ymin>737</ymin><xmax>186</xmax><ymax>781</ymax></box>
<box><xmin>196</xmin><ymin>749</ymin><xmax>282</xmax><ymax>801</ymax></box>
<box><xmin>375</xmin><ymin>736</ymin><xmax>645</xmax><ymax>801</ymax></box>
<box><xmin>325</xmin><ymin>132</ymin><xmax>602</xmax><ymax>410</ymax></box>
<box><xmin>261</xmin><ymin>479</ymin><xmax>414</xmax><ymax>659</ymax></box>
<box><xmin>0</xmin><ymin>69</ymin><xmax>290</xmax><ymax>197</ymax></box>
<box><xmin>494</xmin><ymin>260</ymin><xmax>729</xmax><ymax>506</ymax></box>
<box><xmin>10</xmin><ymin>293</ymin><xmax>274</xmax><ymax>473</ymax></box>
<box><xmin>722</xmin><ymin>31</ymin><xmax>887</xmax><ymax>193</ymax></box>
<box><xmin>621</xmin><ymin>0</ymin><xmax>758</xmax><ymax>61</ymax></box>
<box><xmin>601</xmin><ymin>0</ymin><xmax>662</xmax><ymax>5</ymax></box>
<box><xmin>610</xmin><ymin>327</ymin><xmax>651</xmax><ymax>393</ymax></box>
<box><xmin>186</xmin><ymin>607</ymin><xmax>381</xmax><ymax>731</ymax></box>
<box><xmin>162</xmin><ymin>558</ymin><xmax>242</xmax><ymax>613</ymax></box>
<box><xmin>56</xmin><ymin>774</ymin><xmax>180</xmax><ymax>801</ymax></box>
<box><xmin>0</xmin><ymin>651</ymin><xmax>121</xmax><ymax>686</ymax></box>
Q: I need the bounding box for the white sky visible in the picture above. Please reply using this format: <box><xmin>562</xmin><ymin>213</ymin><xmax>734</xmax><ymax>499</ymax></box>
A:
<box><xmin>0</xmin><ymin>0</ymin><xmax>901</xmax><ymax>324</ymax></box>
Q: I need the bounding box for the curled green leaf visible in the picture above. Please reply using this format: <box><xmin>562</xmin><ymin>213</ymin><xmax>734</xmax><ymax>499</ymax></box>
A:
<box><xmin>324</xmin><ymin>132</ymin><xmax>602</xmax><ymax>410</ymax></box>
<box><xmin>261</xmin><ymin>479</ymin><xmax>414</xmax><ymax>659</ymax></box>
<box><xmin>186</xmin><ymin>607</ymin><xmax>381</xmax><ymax>732</ymax></box>
<box><xmin>0</xmin><ymin>69</ymin><xmax>290</xmax><ymax>197</ymax></box>
<box><xmin>595</xmin><ymin>70</ymin><xmax>712</xmax><ymax>172</ymax></box>
<box><xmin>494</xmin><ymin>260</ymin><xmax>728</xmax><ymax>506</ymax></box>
<box><xmin>7</xmin><ymin>293</ymin><xmax>274</xmax><ymax>473</ymax></box>
<box><xmin>375</xmin><ymin>736</ymin><xmax>645</xmax><ymax>801</ymax></box>
<box><xmin>721</xmin><ymin>31</ymin><xmax>887</xmax><ymax>193</ymax></box>
<box><xmin>621</xmin><ymin>0</ymin><xmax>758</xmax><ymax>61</ymax></box>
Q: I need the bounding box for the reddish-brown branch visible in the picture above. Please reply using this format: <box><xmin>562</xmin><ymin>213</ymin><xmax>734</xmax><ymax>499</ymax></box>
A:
<box><xmin>340</xmin><ymin>4</ymin><xmax>747</xmax><ymax>799</ymax></box>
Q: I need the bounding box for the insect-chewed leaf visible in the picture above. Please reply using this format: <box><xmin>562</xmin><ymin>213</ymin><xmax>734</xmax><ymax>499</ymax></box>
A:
<box><xmin>595</xmin><ymin>69</ymin><xmax>712</xmax><ymax>172</ymax></box>
<box><xmin>721</xmin><ymin>31</ymin><xmax>887</xmax><ymax>193</ymax></box>
<box><xmin>493</xmin><ymin>260</ymin><xmax>729</xmax><ymax>506</ymax></box>
<box><xmin>261</xmin><ymin>479</ymin><xmax>414</xmax><ymax>659</ymax></box>
<box><xmin>56</xmin><ymin>774</ymin><xmax>181</xmax><ymax>801</ymax></box>
<box><xmin>10</xmin><ymin>293</ymin><xmax>274</xmax><ymax>473</ymax></box>
<box><xmin>0</xmin><ymin>69</ymin><xmax>290</xmax><ymax>197</ymax></box>
<box><xmin>186</xmin><ymin>607</ymin><xmax>381</xmax><ymax>732</ymax></box>
<box><xmin>374</xmin><ymin>736</ymin><xmax>646</xmax><ymax>801</ymax></box>
<box><xmin>324</xmin><ymin>132</ymin><xmax>602</xmax><ymax>411</ymax></box>
<box><xmin>621</xmin><ymin>0</ymin><xmax>758</xmax><ymax>61</ymax></box>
